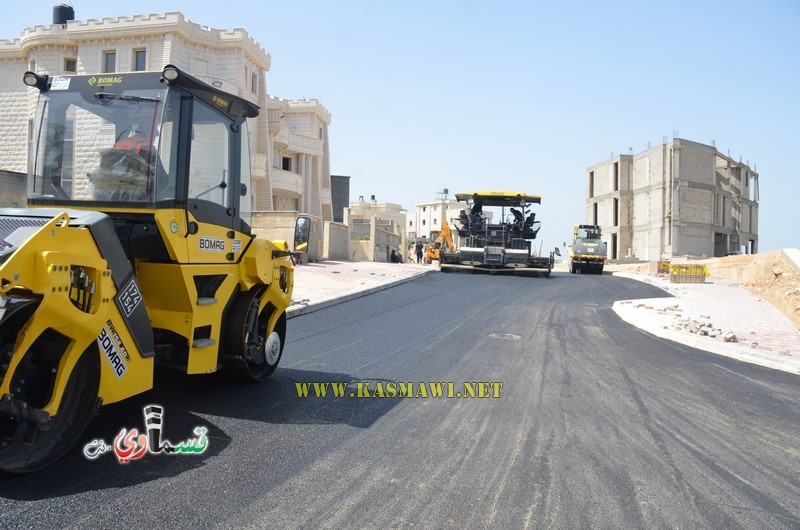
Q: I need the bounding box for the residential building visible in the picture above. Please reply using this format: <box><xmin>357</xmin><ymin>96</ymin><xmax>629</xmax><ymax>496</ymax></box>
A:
<box><xmin>0</xmin><ymin>9</ymin><xmax>332</xmax><ymax>220</ymax></box>
<box><xmin>408</xmin><ymin>199</ymin><xmax>465</xmax><ymax>242</ymax></box>
<box><xmin>586</xmin><ymin>138</ymin><xmax>759</xmax><ymax>260</ymax></box>
<box><xmin>267</xmin><ymin>96</ymin><xmax>333</xmax><ymax>221</ymax></box>
<box><xmin>344</xmin><ymin>198</ymin><xmax>406</xmax><ymax>262</ymax></box>
<box><xmin>346</xmin><ymin>199</ymin><xmax>406</xmax><ymax>237</ymax></box>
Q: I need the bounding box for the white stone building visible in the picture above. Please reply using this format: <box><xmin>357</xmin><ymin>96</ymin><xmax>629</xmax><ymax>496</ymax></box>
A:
<box><xmin>408</xmin><ymin>199</ymin><xmax>465</xmax><ymax>241</ymax></box>
<box><xmin>0</xmin><ymin>10</ymin><xmax>332</xmax><ymax>221</ymax></box>
<box><xmin>586</xmin><ymin>138</ymin><xmax>759</xmax><ymax>260</ymax></box>
<box><xmin>344</xmin><ymin>199</ymin><xmax>406</xmax><ymax>262</ymax></box>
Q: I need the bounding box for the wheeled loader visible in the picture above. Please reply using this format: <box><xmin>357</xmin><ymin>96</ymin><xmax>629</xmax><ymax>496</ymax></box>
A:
<box><xmin>0</xmin><ymin>66</ymin><xmax>308</xmax><ymax>472</ymax></box>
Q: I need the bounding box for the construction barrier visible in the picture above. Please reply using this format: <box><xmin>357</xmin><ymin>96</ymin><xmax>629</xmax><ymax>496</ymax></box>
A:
<box><xmin>650</xmin><ymin>260</ymin><xmax>671</xmax><ymax>277</ymax></box>
<box><xmin>669</xmin><ymin>263</ymin><xmax>709</xmax><ymax>284</ymax></box>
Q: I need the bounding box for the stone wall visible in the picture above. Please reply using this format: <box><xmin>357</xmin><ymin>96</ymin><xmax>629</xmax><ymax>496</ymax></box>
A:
<box><xmin>0</xmin><ymin>61</ymin><xmax>32</xmax><ymax>174</ymax></box>
<box><xmin>251</xmin><ymin>211</ymin><xmax>322</xmax><ymax>261</ymax></box>
<box><xmin>323</xmin><ymin>221</ymin><xmax>349</xmax><ymax>261</ymax></box>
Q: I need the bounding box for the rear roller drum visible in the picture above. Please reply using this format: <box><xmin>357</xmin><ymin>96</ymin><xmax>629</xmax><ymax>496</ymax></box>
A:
<box><xmin>227</xmin><ymin>294</ymin><xmax>286</xmax><ymax>382</ymax></box>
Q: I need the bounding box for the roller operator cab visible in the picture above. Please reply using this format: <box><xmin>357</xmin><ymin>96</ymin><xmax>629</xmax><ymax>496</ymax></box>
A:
<box><xmin>0</xmin><ymin>66</ymin><xmax>310</xmax><ymax>473</ymax></box>
<box><xmin>439</xmin><ymin>191</ymin><xmax>560</xmax><ymax>276</ymax></box>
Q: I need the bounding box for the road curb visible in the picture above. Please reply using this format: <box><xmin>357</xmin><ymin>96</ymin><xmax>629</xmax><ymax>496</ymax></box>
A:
<box><xmin>612</xmin><ymin>272</ymin><xmax>800</xmax><ymax>376</ymax></box>
<box><xmin>287</xmin><ymin>268</ymin><xmax>437</xmax><ymax>319</ymax></box>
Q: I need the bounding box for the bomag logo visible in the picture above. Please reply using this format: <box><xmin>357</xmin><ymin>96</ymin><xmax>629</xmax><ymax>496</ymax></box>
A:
<box><xmin>199</xmin><ymin>237</ymin><xmax>226</xmax><ymax>252</ymax></box>
<box><xmin>97</xmin><ymin>325</ymin><xmax>128</xmax><ymax>379</ymax></box>
<box><xmin>88</xmin><ymin>76</ymin><xmax>124</xmax><ymax>86</ymax></box>
<box><xmin>212</xmin><ymin>95</ymin><xmax>229</xmax><ymax>109</ymax></box>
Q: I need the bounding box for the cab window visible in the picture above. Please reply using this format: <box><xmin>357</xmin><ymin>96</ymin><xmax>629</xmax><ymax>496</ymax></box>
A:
<box><xmin>188</xmin><ymin>100</ymin><xmax>231</xmax><ymax>209</ymax></box>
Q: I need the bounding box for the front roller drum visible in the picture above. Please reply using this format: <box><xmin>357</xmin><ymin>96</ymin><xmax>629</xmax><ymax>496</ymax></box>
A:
<box><xmin>0</xmin><ymin>340</ymin><xmax>99</xmax><ymax>474</ymax></box>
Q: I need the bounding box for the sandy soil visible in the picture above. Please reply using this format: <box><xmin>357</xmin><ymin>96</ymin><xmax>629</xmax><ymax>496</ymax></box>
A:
<box><xmin>744</xmin><ymin>256</ymin><xmax>800</xmax><ymax>326</ymax></box>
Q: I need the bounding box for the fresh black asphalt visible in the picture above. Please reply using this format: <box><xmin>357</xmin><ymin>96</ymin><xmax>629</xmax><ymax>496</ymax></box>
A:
<box><xmin>1</xmin><ymin>272</ymin><xmax>799</xmax><ymax>528</ymax></box>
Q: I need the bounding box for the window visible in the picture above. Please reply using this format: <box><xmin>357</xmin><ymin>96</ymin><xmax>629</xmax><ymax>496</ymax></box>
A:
<box><xmin>422</xmin><ymin>206</ymin><xmax>426</xmax><ymax>212</ymax></box>
<box><xmin>433</xmin><ymin>219</ymin><xmax>437</xmax><ymax>225</ymax></box>
<box><xmin>282</xmin><ymin>157</ymin><xmax>292</xmax><ymax>171</ymax></box>
<box><xmin>133</xmin><ymin>49</ymin><xmax>147</xmax><ymax>72</ymax></box>
<box><xmin>422</xmin><ymin>220</ymin><xmax>426</xmax><ymax>226</ymax></box>
<box><xmin>592</xmin><ymin>203</ymin><xmax>598</xmax><ymax>225</ymax></box>
<box><xmin>588</xmin><ymin>171</ymin><xmax>594</xmax><ymax>198</ymax></box>
<box><xmin>722</xmin><ymin>197</ymin><xmax>727</xmax><ymax>228</ymax></box>
<box><xmin>613</xmin><ymin>198</ymin><xmax>619</xmax><ymax>227</ymax></box>
<box><xmin>239</xmin><ymin>125</ymin><xmax>252</xmax><ymax>226</ymax></box>
<box><xmin>64</xmin><ymin>58</ymin><xmax>77</xmax><ymax>73</ymax></box>
<box><xmin>409</xmin><ymin>220</ymin><xmax>413</xmax><ymax>227</ymax></box>
<box><xmin>251</xmin><ymin>73</ymin><xmax>258</xmax><ymax>94</ymax></box>
<box><xmin>613</xmin><ymin>162</ymin><xmax>619</xmax><ymax>191</ymax></box>
<box><xmin>103</xmin><ymin>51</ymin><xmax>116</xmax><ymax>73</ymax></box>
<box><xmin>189</xmin><ymin>100</ymin><xmax>231</xmax><ymax>210</ymax></box>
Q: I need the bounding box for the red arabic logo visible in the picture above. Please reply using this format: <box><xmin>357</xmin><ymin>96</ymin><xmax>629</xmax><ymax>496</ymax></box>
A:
<box><xmin>83</xmin><ymin>405</ymin><xmax>209</xmax><ymax>463</ymax></box>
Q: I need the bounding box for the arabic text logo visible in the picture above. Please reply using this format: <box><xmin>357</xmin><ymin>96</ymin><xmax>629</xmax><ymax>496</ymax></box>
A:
<box><xmin>83</xmin><ymin>405</ymin><xmax>209</xmax><ymax>463</ymax></box>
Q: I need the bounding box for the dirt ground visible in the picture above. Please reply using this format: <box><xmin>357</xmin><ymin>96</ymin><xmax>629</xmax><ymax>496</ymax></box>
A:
<box><xmin>744</xmin><ymin>256</ymin><xmax>800</xmax><ymax>327</ymax></box>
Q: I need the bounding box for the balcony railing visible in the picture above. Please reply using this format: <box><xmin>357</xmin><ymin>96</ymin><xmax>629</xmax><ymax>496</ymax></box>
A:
<box><xmin>287</xmin><ymin>133</ymin><xmax>324</xmax><ymax>156</ymax></box>
<box><xmin>271</xmin><ymin>168</ymin><xmax>304</xmax><ymax>198</ymax></box>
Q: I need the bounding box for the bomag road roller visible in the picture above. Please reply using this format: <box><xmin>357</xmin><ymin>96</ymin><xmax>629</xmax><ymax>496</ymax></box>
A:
<box><xmin>567</xmin><ymin>224</ymin><xmax>607</xmax><ymax>274</ymax></box>
<box><xmin>0</xmin><ymin>65</ymin><xmax>309</xmax><ymax>472</ymax></box>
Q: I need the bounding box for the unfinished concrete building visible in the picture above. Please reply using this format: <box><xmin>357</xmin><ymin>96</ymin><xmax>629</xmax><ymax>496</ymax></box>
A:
<box><xmin>586</xmin><ymin>138</ymin><xmax>759</xmax><ymax>260</ymax></box>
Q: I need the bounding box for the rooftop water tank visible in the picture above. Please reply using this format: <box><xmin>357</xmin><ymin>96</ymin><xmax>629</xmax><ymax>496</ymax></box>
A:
<box><xmin>53</xmin><ymin>4</ymin><xmax>75</xmax><ymax>26</ymax></box>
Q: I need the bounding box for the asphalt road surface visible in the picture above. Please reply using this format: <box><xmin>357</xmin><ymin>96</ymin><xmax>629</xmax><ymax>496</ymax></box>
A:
<box><xmin>1</xmin><ymin>272</ymin><xmax>799</xmax><ymax>528</ymax></box>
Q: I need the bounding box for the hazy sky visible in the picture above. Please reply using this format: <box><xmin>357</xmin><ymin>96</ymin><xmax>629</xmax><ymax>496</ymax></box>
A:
<box><xmin>1</xmin><ymin>1</ymin><xmax>797</xmax><ymax>253</ymax></box>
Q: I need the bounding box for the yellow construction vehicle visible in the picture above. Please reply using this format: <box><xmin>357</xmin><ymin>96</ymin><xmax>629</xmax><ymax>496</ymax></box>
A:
<box><xmin>0</xmin><ymin>66</ymin><xmax>308</xmax><ymax>472</ymax></box>
<box><xmin>567</xmin><ymin>224</ymin><xmax>607</xmax><ymax>274</ymax></box>
<box><xmin>425</xmin><ymin>220</ymin><xmax>456</xmax><ymax>263</ymax></box>
<box><xmin>440</xmin><ymin>191</ymin><xmax>559</xmax><ymax>276</ymax></box>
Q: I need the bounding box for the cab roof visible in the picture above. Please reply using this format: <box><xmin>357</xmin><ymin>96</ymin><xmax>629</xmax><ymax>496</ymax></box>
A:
<box><xmin>40</xmin><ymin>66</ymin><xmax>259</xmax><ymax>124</ymax></box>
<box><xmin>454</xmin><ymin>191</ymin><xmax>541</xmax><ymax>206</ymax></box>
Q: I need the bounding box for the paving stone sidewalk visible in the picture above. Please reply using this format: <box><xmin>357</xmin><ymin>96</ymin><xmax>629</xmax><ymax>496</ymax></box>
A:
<box><xmin>612</xmin><ymin>271</ymin><xmax>800</xmax><ymax>375</ymax></box>
<box><xmin>287</xmin><ymin>260</ymin><xmax>435</xmax><ymax>318</ymax></box>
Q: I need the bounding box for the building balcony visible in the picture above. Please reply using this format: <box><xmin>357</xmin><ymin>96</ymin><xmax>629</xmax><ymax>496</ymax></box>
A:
<box><xmin>271</xmin><ymin>168</ymin><xmax>303</xmax><ymax>199</ymax></box>
<box><xmin>288</xmin><ymin>133</ymin><xmax>324</xmax><ymax>156</ymax></box>
<box><xmin>272</xmin><ymin>125</ymin><xmax>289</xmax><ymax>148</ymax></box>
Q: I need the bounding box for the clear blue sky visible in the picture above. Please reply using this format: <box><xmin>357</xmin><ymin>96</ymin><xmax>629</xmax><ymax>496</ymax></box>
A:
<box><xmin>2</xmin><ymin>1</ymin><xmax>797</xmax><ymax>253</ymax></box>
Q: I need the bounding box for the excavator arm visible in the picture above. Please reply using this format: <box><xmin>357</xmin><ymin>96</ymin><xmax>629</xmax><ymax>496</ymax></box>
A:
<box><xmin>425</xmin><ymin>221</ymin><xmax>457</xmax><ymax>262</ymax></box>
